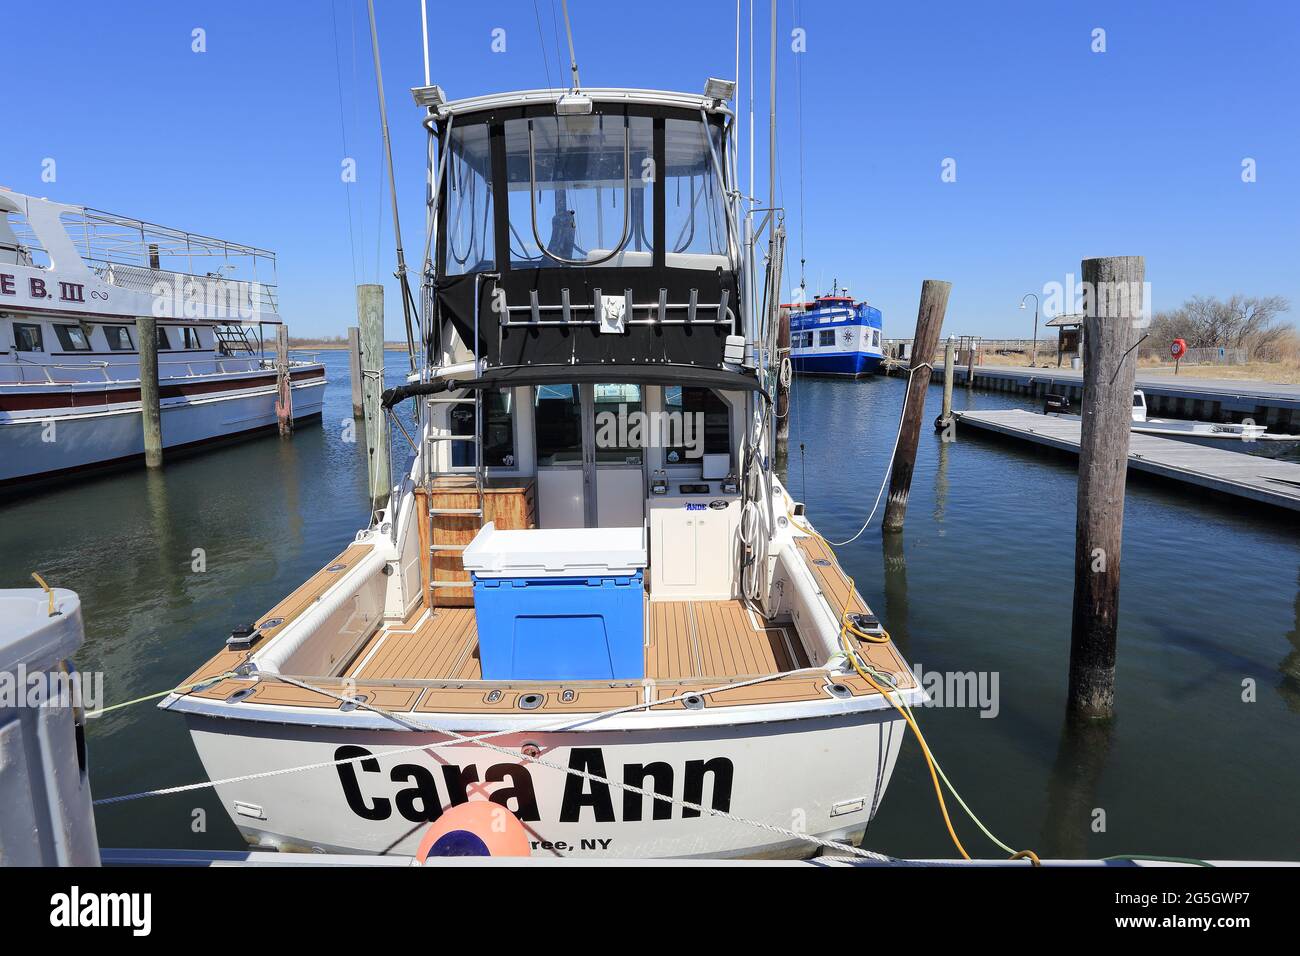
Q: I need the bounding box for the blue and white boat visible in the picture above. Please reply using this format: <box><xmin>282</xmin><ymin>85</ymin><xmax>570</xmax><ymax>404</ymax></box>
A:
<box><xmin>786</xmin><ymin>285</ymin><xmax>884</xmax><ymax>377</ymax></box>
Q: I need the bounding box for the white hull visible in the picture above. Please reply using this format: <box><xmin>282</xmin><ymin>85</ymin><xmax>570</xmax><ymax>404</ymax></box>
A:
<box><xmin>186</xmin><ymin>708</ymin><xmax>907</xmax><ymax>858</ymax></box>
<box><xmin>1051</xmin><ymin>412</ymin><xmax>1276</xmax><ymax>449</ymax></box>
<box><xmin>0</xmin><ymin>376</ymin><xmax>325</xmax><ymax>486</ymax></box>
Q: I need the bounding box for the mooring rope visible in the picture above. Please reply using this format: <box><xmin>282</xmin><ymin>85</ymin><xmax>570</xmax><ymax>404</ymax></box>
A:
<box><xmin>85</xmin><ymin>672</ymin><xmax>239</xmax><ymax>719</ymax></box>
<box><xmin>823</xmin><ymin>361</ymin><xmax>932</xmax><ymax>547</ymax></box>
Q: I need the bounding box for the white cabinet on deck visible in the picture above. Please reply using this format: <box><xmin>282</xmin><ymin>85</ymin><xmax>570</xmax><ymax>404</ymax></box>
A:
<box><xmin>647</xmin><ymin>494</ymin><xmax>740</xmax><ymax>601</ymax></box>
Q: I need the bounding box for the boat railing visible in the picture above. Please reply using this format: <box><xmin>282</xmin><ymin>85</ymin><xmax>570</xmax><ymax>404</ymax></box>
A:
<box><xmin>94</xmin><ymin>262</ymin><xmax>280</xmax><ymax>318</ymax></box>
<box><xmin>6</xmin><ymin>203</ymin><xmax>280</xmax><ymax>317</ymax></box>
<box><xmin>0</xmin><ymin>355</ymin><xmax>285</xmax><ymax>385</ymax></box>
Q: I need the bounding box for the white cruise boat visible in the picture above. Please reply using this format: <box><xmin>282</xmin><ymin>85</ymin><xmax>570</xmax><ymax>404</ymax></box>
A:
<box><xmin>161</xmin><ymin>80</ymin><xmax>924</xmax><ymax>860</ymax></box>
<box><xmin>0</xmin><ymin>189</ymin><xmax>326</xmax><ymax>491</ymax></box>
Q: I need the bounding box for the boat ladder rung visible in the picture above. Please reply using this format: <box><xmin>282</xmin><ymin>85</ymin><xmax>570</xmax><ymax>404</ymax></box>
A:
<box><xmin>426</xmin><ymin>396</ymin><xmax>477</xmax><ymax>404</ymax></box>
<box><xmin>429</xmin><ymin>579</ymin><xmax>470</xmax><ymax>587</ymax></box>
<box><xmin>427</xmin><ymin>434</ymin><xmax>476</xmax><ymax>442</ymax></box>
<box><xmin>430</xmin><ymin>543</ymin><xmax>469</xmax><ymax>552</ymax></box>
<box><xmin>429</xmin><ymin>507</ymin><xmax>483</xmax><ymax>516</ymax></box>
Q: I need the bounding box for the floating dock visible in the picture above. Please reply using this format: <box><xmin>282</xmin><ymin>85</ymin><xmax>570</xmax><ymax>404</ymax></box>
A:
<box><xmin>932</xmin><ymin>364</ymin><xmax>1300</xmax><ymax>429</ymax></box>
<box><xmin>955</xmin><ymin>409</ymin><xmax>1300</xmax><ymax>512</ymax></box>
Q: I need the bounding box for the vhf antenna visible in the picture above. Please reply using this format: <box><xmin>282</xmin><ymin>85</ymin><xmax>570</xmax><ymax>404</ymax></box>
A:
<box><xmin>561</xmin><ymin>0</ymin><xmax>581</xmax><ymax>90</ymax></box>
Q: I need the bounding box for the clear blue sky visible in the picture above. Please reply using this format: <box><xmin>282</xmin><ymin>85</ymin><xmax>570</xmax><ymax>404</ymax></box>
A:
<box><xmin>3</xmin><ymin>0</ymin><xmax>1296</xmax><ymax>339</ymax></box>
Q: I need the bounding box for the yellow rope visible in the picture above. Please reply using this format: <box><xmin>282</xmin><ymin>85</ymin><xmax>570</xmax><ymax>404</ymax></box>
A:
<box><xmin>31</xmin><ymin>572</ymin><xmax>56</xmax><ymax>617</ymax></box>
<box><xmin>84</xmin><ymin>672</ymin><xmax>239</xmax><ymax>718</ymax></box>
<box><xmin>840</xmin><ymin>627</ymin><xmax>971</xmax><ymax>859</ymax></box>
<box><xmin>788</xmin><ymin>503</ymin><xmax>1039</xmax><ymax>865</ymax></box>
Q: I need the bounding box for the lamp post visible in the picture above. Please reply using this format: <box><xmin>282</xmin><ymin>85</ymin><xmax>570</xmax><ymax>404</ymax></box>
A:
<box><xmin>1020</xmin><ymin>292</ymin><xmax>1040</xmax><ymax>367</ymax></box>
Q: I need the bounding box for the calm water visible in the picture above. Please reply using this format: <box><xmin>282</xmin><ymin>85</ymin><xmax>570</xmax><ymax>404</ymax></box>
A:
<box><xmin>3</xmin><ymin>352</ymin><xmax>1296</xmax><ymax>859</ymax></box>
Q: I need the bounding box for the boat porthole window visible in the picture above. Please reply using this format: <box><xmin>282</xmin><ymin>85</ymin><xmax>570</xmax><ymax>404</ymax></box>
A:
<box><xmin>828</xmin><ymin>683</ymin><xmax>853</xmax><ymax>700</ymax></box>
<box><xmin>105</xmin><ymin>325</ymin><xmax>134</xmax><ymax>351</ymax></box>
<box><xmin>326</xmin><ymin>564</ymin><xmax>347</xmax><ymax>573</ymax></box>
<box><xmin>683</xmin><ymin>694</ymin><xmax>705</xmax><ymax>710</ymax></box>
<box><xmin>53</xmin><ymin>324</ymin><xmax>91</xmax><ymax>351</ymax></box>
<box><xmin>226</xmin><ymin>687</ymin><xmax>257</xmax><ymax>703</ymax></box>
<box><xmin>485</xmin><ymin>689</ymin><xmax>504</xmax><ymax>703</ymax></box>
<box><xmin>13</xmin><ymin>323</ymin><xmax>44</xmax><ymax>352</ymax></box>
<box><xmin>258</xmin><ymin>617</ymin><xmax>284</xmax><ymax>630</ymax></box>
<box><xmin>519</xmin><ymin>692</ymin><xmax>544</xmax><ymax>710</ymax></box>
<box><xmin>812</xmin><ymin>558</ymin><xmax>831</xmax><ymax>567</ymax></box>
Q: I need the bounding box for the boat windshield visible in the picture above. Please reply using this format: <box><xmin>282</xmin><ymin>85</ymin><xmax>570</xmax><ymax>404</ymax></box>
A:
<box><xmin>662</xmin><ymin>118</ymin><xmax>728</xmax><ymax>261</ymax></box>
<box><xmin>506</xmin><ymin>114</ymin><xmax>653</xmax><ymax>268</ymax></box>
<box><xmin>444</xmin><ymin>123</ymin><xmax>495</xmax><ymax>276</ymax></box>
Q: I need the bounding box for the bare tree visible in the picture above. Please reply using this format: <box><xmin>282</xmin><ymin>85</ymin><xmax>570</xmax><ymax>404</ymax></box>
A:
<box><xmin>1147</xmin><ymin>295</ymin><xmax>1291</xmax><ymax>358</ymax></box>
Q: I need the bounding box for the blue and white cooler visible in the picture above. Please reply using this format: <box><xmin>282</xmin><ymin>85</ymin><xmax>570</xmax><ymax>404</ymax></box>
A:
<box><xmin>462</xmin><ymin>523</ymin><xmax>647</xmax><ymax>681</ymax></box>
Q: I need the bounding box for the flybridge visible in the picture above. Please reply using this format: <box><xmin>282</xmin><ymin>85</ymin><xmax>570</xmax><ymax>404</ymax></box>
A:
<box><xmin>421</xmin><ymin>85</ymin><xmax>748</xmax><ymax>377</ymax></box>
<box><xmin>0</xmin><ymin>189</ymin><xmax>280</xmax><ymax>322</ymax></box>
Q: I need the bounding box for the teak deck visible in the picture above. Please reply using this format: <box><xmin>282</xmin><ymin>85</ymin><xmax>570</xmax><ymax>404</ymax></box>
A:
<box><xmin>178</xmin><ymin>534</ymin><xmax>912</xmax><ymax>716</ymax></box>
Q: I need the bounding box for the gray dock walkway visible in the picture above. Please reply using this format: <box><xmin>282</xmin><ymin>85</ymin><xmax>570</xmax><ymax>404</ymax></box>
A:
<box><xmin>955</xmin><ymin>408</ymin><xmax>1300</xmax><ymax>512</ymax></box>
<box><xmin>929</xmin><ymin>364</ymin><xmax>1300</xmax><ymax>428</ymax></box>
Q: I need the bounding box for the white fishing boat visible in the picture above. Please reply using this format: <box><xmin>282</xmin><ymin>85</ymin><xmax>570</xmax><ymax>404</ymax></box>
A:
<box><xmin>0</xmin><ymin>189</ymin><xmax>326</xmax><ymax>491</ymax></box>
<box><xmin>160</xmin><ymin>73</ymin><xmax>924</xmax><ymax>859</ymax></box>
<box><xmin>1047</xmin><ymin>389</ymin><xmax>1299</xmax><ymax>451</ymax></box>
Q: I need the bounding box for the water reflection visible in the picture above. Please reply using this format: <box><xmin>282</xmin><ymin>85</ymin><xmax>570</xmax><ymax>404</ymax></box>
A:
<box><xmin>881</xmin><ymin>532</ymin><xmax>910</xmax><ymax>652</ymax></box>
<box><xmin>273</xmin><ymin>431</ymin><xmax>305</xmax><ymax>553</ymax></box>
<box><xmin>1281</xmin><ymin>569</ymin><xmax>1300</xmax><ymax>714</ymax></box>
<box><xmin>142</xmin><ymin>466</ymin><xmax>189</xmax><ymax>617</ymax></box>
<box><xmin>931</xmin><ymin>437</ymin><xmax>951</xmax><ymax>525</ymax></box>
<box><xmin>1042</xmin><ymin>714</ymin><xmax>1116</xmax><ymax>858</ymax></box>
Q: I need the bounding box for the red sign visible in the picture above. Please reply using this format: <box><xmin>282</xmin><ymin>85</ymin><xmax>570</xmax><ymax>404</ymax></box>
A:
<box><xmin>1170</xmin><ymin>338</ymin><xmax>1187</xmax><ymax>360</ymax></box>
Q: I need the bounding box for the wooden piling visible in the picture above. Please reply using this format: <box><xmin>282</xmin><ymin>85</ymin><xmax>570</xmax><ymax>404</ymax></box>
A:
<box><xmin>882</xmin><ymin>279</ymin><xmax>950</xmax><ymax>533</ymax></box>
<box><xmin>275</xmin><ymin>324</ymin><xmax>293</xmax><ymax>437</ymax></box>
<box><xmin>348</xmin><ymin>326</ymin><xmax>364</xmax><ymax>419</ymax></box>
<box><xmin>135</xmin><ymin>316</ymin><xmax>163</xmax><ymax>468</ymax></box>
<box><xmin>1067</xmin><ymin>255</ymin><xmax>1144</xmax><ymax>719</ymax></box>
<box><xmin>358</xmin><ymin>284</ymin><xmax>391</xmax><ymax>506</ymax></box>
<box><xmin>936</xmin><ymin>335</ymin><xmax>956</xmax><ymax>430</ymax></box>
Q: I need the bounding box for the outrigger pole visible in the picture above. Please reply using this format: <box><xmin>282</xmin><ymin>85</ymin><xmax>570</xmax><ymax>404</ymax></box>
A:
<box><xmin>420</xmin><ymin>0</ymin><xmax>434</xmax><ymax>370</ymax></box>
<box><xmin>365</xmin><ymin>0</ymin><xmax>419</xmax><ymax>373</ymax></box>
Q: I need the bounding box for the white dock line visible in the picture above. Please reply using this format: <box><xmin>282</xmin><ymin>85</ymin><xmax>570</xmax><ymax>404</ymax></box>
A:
<box><xmin>825</xmin><ymin>362</ymin><xmax>930</xmax><ymax>547</ymax></box>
